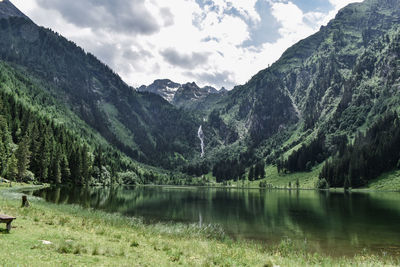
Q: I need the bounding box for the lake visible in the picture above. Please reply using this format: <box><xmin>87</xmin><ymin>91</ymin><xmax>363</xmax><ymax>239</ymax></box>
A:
<box><xmin>26</xmin><ymin>186</ymin><xmax>400</xmax><ymax>257</ymax></box>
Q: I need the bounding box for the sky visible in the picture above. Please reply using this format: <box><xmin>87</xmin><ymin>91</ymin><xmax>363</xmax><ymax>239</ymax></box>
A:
<box><xmin>12</xmin><ymin>0</ymin><xmax>362</xmax><ymax>89</ymax></box>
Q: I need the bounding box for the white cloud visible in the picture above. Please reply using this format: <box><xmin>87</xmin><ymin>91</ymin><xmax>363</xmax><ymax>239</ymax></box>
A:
<box><xmin>228</xmin><ymin>0</ymin><xmax>261</xmax><ymax>22</ymax></box>
<box><xmin>271</xmin><ymin>2</ymin><xmax>315</xmax><ymax>40</ymax></box>
<box><xmin>11</xmin><ymin>0</ymin><xmax>362</xmax><ymax>89</ymax></box>
<box><xmin>200</xmin><ymin>15</ymin><xmax>250</xmax><ymax>45</ymax></box>
<box><xmin>330</xmin><ymin>0</ymin><xmax>363</xmax><ymax>9</ymax></box>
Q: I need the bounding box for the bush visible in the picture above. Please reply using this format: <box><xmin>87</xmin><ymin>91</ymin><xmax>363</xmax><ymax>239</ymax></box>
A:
<box><xmin>118</xmin><ymin>171</ymin><xmax>139</xmax><ymax>185</ymax></box>
<box><xmin>222</xmin><ymin>180</ymin><xmax>232</xmax><ymax>186</ymax></box>
<box><xmin>316</xmin><ymin>178</ymin><xmax>329</xmax><ymax>189</ymax></box>
<box><xmin>23</xmin><ymin>170</ymin><xmax>35</xmax><ymax>182</ymax></box>
<box><xmin>305</xmin><ymin>161</ymin><xmax>313</xmax><ymax>172</ymax></box>
<box><xmin>130</xmin><ymin>240</ymin><xmax>139</xmax><ymax>247</ymax></box>
<box><xmin>259</xmin><ymin>181</ymin><xmax>267</xmax><ymax>188</ymax></box>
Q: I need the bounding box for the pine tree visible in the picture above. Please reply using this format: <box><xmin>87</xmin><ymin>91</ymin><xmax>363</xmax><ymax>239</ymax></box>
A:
<box><xmin>15</xmin><ymin>134</ymin><xmax>31</xmax><ymax>181</ymax></box>
<box><xmin>94</xmin><ymin>146</ymin><xmax>103</xmax><ymax>170</ymax></box>
<box><xmin>28</xmin><ymin>122</ymin><xmax>41</xmax><ymax>176</ymax></box>
<box><xmin>6</xmin><ymin>153</ymin><xmax>18</xmax><ymax>181</ymax></box>
<box><xmin>70</xmin><ymin>147</ymin><xmax>82</xmax><ymax>185</ymax></box>
<box><xmin>81</xmin><ymin>145</ymin><xmax>92</xmax><ymax>185</ymax></box>
<box><xmin>51</xmin><ymin>145</ymin><xmax>62</xmax><ymax>184</ymax></box>
<box><xmin>344</xmin><ymin>175</ymin><xmax>351</xmax><ymax>190</ymax></box>
<box><xmin>38</xmin><ymin>133</ymin><xmax>51</xmax><ymax>182</ymax></box>
<box><xmin>254</xmin><ymin>163</ymin><xmax>261</xmax><ymax>180</ymax></box>
<box><xmin>248</xmin><ymin>166</ymin><xmax>254</xmax><ymax>181</ymax></box>
<box><xmin>260</xmin><ymin>161</ymin><xmax>266</xmax><ymax>179</ymax></box>
<box><xmin>0</xmin><ymin>115</ymin><xmax>11</xmax><ymax>175</ymax></box>
<box><xmin>60</xmin><ymin>154</ymin><xmax>71</xmax><ymax>182</ymax></box>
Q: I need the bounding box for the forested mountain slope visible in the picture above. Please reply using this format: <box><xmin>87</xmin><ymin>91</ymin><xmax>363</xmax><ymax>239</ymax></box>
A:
<box><xmin>216</xmin><ymin>0</ymin><xmax>400</xmax><ymax>142</ymax></box>
<box><xmin>196</xmin><ymin>0</ymin><xmax>400</xmax><ymax>186</ymax></box>
<box><xmin>0</xmin><ymin>61</ymin><xmax>142</xmax><ymax>185</ymax></box>
<box><xmin>0</xmin><ymin>10</ymin><xmax>202</xmax><ymax>169</ymax></box>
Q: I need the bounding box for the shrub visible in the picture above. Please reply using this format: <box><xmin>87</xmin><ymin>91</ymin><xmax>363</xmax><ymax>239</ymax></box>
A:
<box><xmin>316</xmin><ymin>178</ymin><xmax>329</xmax><ymax>189</ymax></box>
<box><xmin>130</xmin><ymin>241</ymin><xmax>139</xmax><ymax>247</ymax></box>
<box><xmin>306</xmin><ymin>161</ymin><xmax>313</xmax><ymax>172</ymax></box>
<box><xmin>23</xmin><ymin>170</ymin><xmax>35</xmax><ymax>182</ymax></box>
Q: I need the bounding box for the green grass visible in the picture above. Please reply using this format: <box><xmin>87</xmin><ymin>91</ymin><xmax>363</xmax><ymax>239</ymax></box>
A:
<box><xmin>0</xmin><ymin>187</ymin><xmax>398</xmax><ymax>266</ymax></box>
<box><xmin>366</xmin><ymin>169</ymin><xmax>400</xmax><ymax>191</ymax></box>
<box><xmin>260</xmin><ymin>165</ymin><xmax>322</xmax><ymax>189</ymax></box>
<box><xmin>230</xmin><ymin>165</ymin><xmax>321</xmax><ymax>189</ymax></box>
<box><xmin>230</xmin><ymin>164</ymin><xmax>400</xmax><ymax>191</ymax></box>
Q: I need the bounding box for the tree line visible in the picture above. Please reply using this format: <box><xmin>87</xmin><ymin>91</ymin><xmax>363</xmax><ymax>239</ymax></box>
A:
<box><xmin>0</xmin><ymin>89</ymin><xmax>146</xmax><ymax>185</ymax></box>
<box><xmin>319</xmin><ymin>112</ymin><xmax>400</xmax><ymax>188</ymax></box>
<box><xmin>276</xmin><ymin>134</ymin><xmax>327</xmax><ymax>174</ymax></box>
<box><xmin>211</xmin><ymin>158</ymin><xmax>266</xmax><ymax>183</ymax></box>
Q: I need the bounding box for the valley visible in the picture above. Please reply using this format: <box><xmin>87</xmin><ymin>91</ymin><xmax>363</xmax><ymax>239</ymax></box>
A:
<box><xmin>0</xmin><ymin>0</ymin><xmax>400</xmax><ymax>265</ymax></box>
<box><xmin>0</xmin><ymin>0</ymin><xmax>399</xmax><ymax>190</ymax></box>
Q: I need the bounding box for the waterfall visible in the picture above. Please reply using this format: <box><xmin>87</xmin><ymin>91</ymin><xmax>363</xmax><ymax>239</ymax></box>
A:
<box><xmin>197</xmin><ymin>125</ymin><xmax>205</xmax><ymax>158</ymax></box>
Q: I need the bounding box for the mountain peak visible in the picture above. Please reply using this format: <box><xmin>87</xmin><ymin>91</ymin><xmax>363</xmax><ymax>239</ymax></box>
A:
<box><xmin>138</xmin><ymin>79</ymin><xmax>181</xmax><ymax>102</ymax></box>
<box><xmin>0</xmin><ymin>0</ymin><xmax>29</xmax><ymax>20</ymax></box>
<box><xmin>219</xmin><ymin>87</ymin><xmax>228</xmax><ymax>93</ymax></box>
<box><xmin>138</xmin><ymin>78</ymin><xmax>223</xmax><ymax>109</ymax></box>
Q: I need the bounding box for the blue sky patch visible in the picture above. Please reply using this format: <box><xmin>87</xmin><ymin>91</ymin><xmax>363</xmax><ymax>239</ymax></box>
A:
<box><xmin>243</xmin><ymin>0</ymin><xmax>281</xmax><ymax>47</ymax></box>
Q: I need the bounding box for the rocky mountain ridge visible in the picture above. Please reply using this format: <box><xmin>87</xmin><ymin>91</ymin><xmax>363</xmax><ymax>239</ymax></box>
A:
<box><xmin>0</xmin><ymin>0</ymin><xmax>28</xmax><ymax>20</ymax></box>
<box><xmin>138</xmin><ymin>79</ymin><xmax>226</xmax><ymax>109</ymax></box>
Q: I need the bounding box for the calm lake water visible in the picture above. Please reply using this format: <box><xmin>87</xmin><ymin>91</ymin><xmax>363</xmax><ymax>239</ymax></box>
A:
<box><xmin>27</xmin><ymin>186</ymin><xmax>400</xmax><ymax>257</ymax></box>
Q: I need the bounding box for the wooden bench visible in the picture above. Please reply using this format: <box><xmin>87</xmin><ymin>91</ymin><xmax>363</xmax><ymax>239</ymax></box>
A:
<box><xmin>0</xmin><ymin>214</ymin><xmax>16</xmax><ymax>232</ymax></box>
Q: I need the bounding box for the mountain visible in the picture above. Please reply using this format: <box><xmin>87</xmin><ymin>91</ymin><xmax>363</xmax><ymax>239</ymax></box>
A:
<box><xmin>199</xmin><ymin>0</ymin><xmax>400</xmax><ymax>186</ymax></box>
<box><xmin>138</xmin><ymin>79</ymin><xmax>225</xmax><ymax>110</ymax></box>
<box><xmin>172</xmin><ymin>82</ymin><xmax>220</xmax><ymax>109</ymax></box>
<box><xmin>0</xmin><ymin>59</ymin><xmax>146</xmax><ymax>186</ymax></box>
<box><xmin>0</xmin><ymin>6</ymin><xmax>203</xmax><ymax>169</ymax></box>
<box><xmin>0</xmin><ymin>0</ymin><xmax>28</xmax><ymax>20</ymax></box>
<box><xmin>0</xmin><ymin>0</ymin><xmax>399</xmax><ymax>188</ymax></box>
<box><xmin>137</xmin><ymin>79</ymin><xmax>181</xmax><ymax>102</ymax></box>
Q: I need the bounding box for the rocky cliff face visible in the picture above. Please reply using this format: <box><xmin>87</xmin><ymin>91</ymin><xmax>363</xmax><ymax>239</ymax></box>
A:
<box><xmin>138</xmin><ymin>79</ymin><xmax>225</xmax><ymax>110</ymax></box>
<box><xmin>212</xmin><ymin>0</ymin><xmax>400</xmax><ymax>146</ymax></box>
<box><xmin>137</xmin><ymin>79</ymin><xmax>181</xmax><ymax>102</ymax></box>
<box><xmin>0</xmin><ymin>0</ymin><xmax>29</xmax><ymax>20</ymax></box>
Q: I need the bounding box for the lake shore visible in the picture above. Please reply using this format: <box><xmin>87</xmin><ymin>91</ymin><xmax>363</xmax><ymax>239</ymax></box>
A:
<box><xmin>0</xmin><ymin>185</ymin><xmax>399</xmax><ymax>266</ymax></box>
<box><xmin>139</xmin><ymin>183</ymin><xmax>400</xmax><ymax>193</ymax></box>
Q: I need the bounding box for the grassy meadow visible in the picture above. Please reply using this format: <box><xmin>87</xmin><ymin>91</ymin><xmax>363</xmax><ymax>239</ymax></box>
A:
<box><xmin>223</xmin><ymin>164</ymin><xmax>400</xmax><ymax>192</ymax></box>
<box><xmin>0</xmin><ymin>186</ymin><xmax>399</xmax><ymax>266</ymax></box>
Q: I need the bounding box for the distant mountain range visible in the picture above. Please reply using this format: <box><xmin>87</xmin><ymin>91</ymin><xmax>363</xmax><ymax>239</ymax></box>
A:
<box><xmin>138</xmin><ymin>79</ymin><xmax>227</xmax><ymax>109</ymax></box>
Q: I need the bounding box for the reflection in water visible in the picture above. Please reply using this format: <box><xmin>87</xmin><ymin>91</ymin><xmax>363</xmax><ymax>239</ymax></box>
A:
<box><xmin>27</xmin><ymin>186</ymin><xmax>400</xmax><ymax>256</ymax></box>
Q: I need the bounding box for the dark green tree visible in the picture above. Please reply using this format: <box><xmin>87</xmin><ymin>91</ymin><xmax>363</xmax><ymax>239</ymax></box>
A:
<box><xmin>248</xmin><ymin>165</ymin><xmax>254</xmax><ymax>181</ymax></box>
<box><xmin>6</xmin><ymin>153</ymin><xmax>18</xmax><ymax>181</ymax></box>
<box><xmin>60</xmin><ymin>154</ymin><xmax>71</xmax><ymax>182</ymax></box>
<box><xmin>15</xmin><ymin>134</ymin><xmax>31</xmax><ymax>181</ymax></box>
